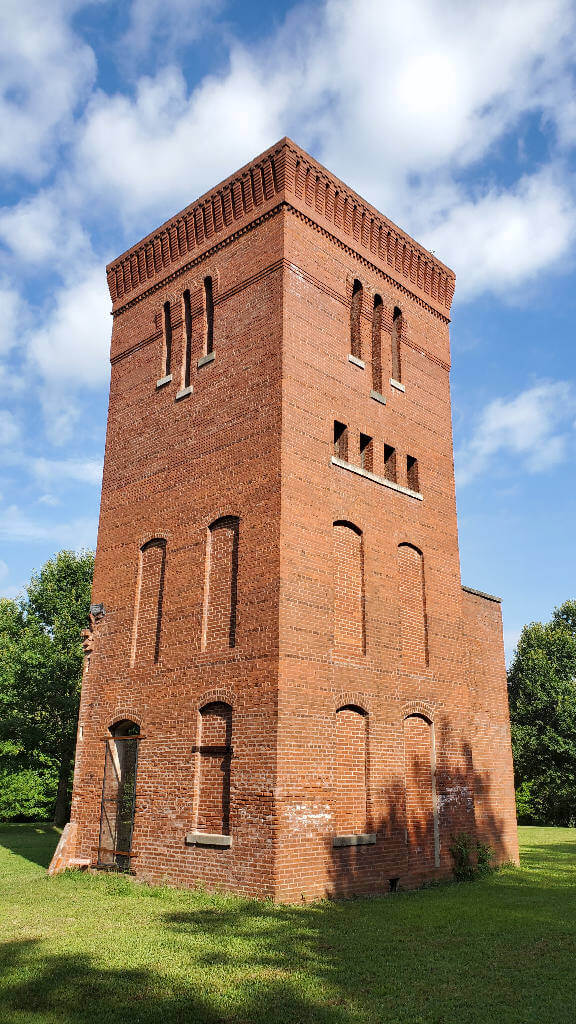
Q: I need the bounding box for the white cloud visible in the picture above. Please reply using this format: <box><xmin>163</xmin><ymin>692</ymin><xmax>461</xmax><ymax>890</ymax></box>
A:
<box><xmin>32</xmin><ymin>456</ymin><xmax>103</xmax><ymax>487</ymax></box>
<box><xmin>456</xmin><ymin>381</ymin><xmax>576</xmax><ymax>486</ymax></box>
<box><xmin>0</xmin><ymin>191</ymin><xmax>92</xmax><ymax>268</ymax></box>
<box><xmin>37</xmin><ymin>494</ymin><xmax>61</xmax><ymax>507</ymax></box>
<box><xmin>0</xmin><ymin>0</ymin><xmax>98</xmax><ymax>180</ymax></box>
<box><xmin>26</xmin><ymin>265</ymin><xmax>111</xmax><ymax>389</ymax></box>
<box><xmin>0</xmin><ymin>504</ymin><xmax>98</xmax><ymax>547</ymax></box>
<box><xmin>0</xmin><ymin>282</ymin><xmax>28</xmax><ymax>356</ymax></box>
<box><xmin>0</xmin><ymin>410</ymin><xmax>20</xmax><ymax>446</ymax></box>
<box><xmin>120</xmin><ymin>0</ymin><xmax>221</xmax><ymax>61</ymax></box>
<box><xmin>424</xmin><ymin>170</ymin><xmax>576</xmax><ymax>299</ymax></box>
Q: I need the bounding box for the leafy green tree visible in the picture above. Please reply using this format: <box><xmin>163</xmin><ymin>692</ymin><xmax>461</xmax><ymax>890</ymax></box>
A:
<box><xmin>0</xmin><ymin>550</ymin><xmax>94</xmax><ymax>825</ymax></box>
<box><xmin>508</xmin><ymin>600</ymin><xmax>576</xmax><ymax>825</ymax></box>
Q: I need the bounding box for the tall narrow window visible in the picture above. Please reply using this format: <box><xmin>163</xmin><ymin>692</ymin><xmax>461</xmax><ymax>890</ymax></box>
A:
<box><xmin>334</xmin><ymin>705</ymin><xmax>367</xmax><ymax>834</ymax></box>
<box><xmin>333</xmin><ymin>420</ymin><xmax>348</xmax><ymax>461</ymax></box>
<box><xmin>204</xmin><ymin>276</ymin><xmax>214</xmax><ymax>355</ymax></box>
<box><xmin>203</xmin><ymin>516</ymin><xmax>239</xmax><ymax>649</ymax></box>
<box><xmin>407</xmin><ymin>455</ymin><xmax>419</xmax><ymax>492</ymax></box>
<box><xmin>371</xmin><ymin>294</ymin><xmax>383</xmax><ymax>393</ymax></box>
<box><xmin>98</xmin><ymin>720</ymin><xmax>141</xmax><ymax>871</ymax></box>
<box><xmin>163</xmin><ymin>301</ymin><xmax>172</xmax><ymax>377</ymax></box>
<box><xmin>398</xmin><ymin>543</ymin><xmax>428</xmax><ymax>668</ymax></box>
<box><xmin>384</xmin><ymin>444</ymin><xmax>397</xmax><ymax>482</ymax></box>
<box><xmin>360</xmin><ymin>433</ymin><xmax>373</xmax><ymax>473</ymax></box>
<box><xmin>391</xmin><ymin>306</ymin><xmax>402</xmax><ymax>383</ymax></box>
<box><xmin>333</xmin><ymin>521</ymin><xmax>365</xmax><ymax>657</ymax></box>
<box><xmin>404</xmin><ymin>714</ymin><xmax>438</xmax><ymax>868</ymax></box>
<box><xmin>132</xmin><ymin>539</ymin><xmax>166</xmax><ymax>665</ymax></box>
<box><xmin>197</xmin><ymin>702</ymin><xmax>232</xmax><ymax>835</ymax></box>
<box><xmin>183</xmin><ymin>289</ymin><xmax>192</xmax><ymax>388</ymax></box>
<box><xmin>350</xmin><ymin>279</ymin><xmax>363</xmax><ymax>359</ymax></box>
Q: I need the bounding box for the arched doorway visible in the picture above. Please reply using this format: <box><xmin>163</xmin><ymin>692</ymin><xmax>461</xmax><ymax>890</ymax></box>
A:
<box><xmin>97</xmin><ymin>720</ymin><xmax>141</xmax><ymax>871</ymax></box>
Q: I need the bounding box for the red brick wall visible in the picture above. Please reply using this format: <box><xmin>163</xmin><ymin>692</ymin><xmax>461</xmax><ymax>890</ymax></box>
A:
<box><xmin>67</xmin><ymin>139</ymin><xmax>518</xmax><ymax>900</ymax></box>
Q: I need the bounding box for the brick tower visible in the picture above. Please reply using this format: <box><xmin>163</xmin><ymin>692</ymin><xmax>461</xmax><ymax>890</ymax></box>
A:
<box><xmin>55</xmin><ymin>139</ymin><xmax>518</xmax><ymax>899</ymax></box>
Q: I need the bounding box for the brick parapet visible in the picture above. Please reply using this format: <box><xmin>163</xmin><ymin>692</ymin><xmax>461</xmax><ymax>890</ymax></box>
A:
<box><xmin>106</xmin><ymin>138</ymin><xmax>454</xmax><ymax>321</ymax></box>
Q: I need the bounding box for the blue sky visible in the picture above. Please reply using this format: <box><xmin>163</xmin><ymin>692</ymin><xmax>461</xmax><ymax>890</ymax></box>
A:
<box><xmin>1</xmin><ymin>0</ymin><xmax>575</xmax><ymax>662</ymax></box>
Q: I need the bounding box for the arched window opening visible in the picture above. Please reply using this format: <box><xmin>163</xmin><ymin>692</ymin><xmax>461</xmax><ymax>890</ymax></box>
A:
<box><xmin>371</xmin><ymin>294</ymin><xmax>383</xmax><ymax>393</ymax></box>
<box><xmin>98</xmin><ymin>720</ymin><xmax>141</xmax><ymax>871</ymax></box>
<box><xmin>391</xmin><ymin>306</ymin><xmax>402</xmax><ymax>383</ymax></box>
<box><xmin>350</xmin><ymin>279</ymin><xmax>363</xmax><ymax>359</ymax></box>
<box><xmin>334</xmin><ymin>705</ymin><xmax>368</xmax><ymax>835</ymax></box>
<box><xmin>197</xmin><ymin>702</ymin><xmax>232</xmax><ymax>835</ymax></box>
<box><xmin>183</xmin><ymin>289</ymin><xmax>192</xmax><ymax>389</ymax></box>
<box><xmin>204</xmin><ymin>276</ymin><xmax>214</xmax><ymax>355</ymax></box>
<box><xmin>403</xmin><ymin>713</ymin><xmax>439</xmax><ymax>868</ymax></box>
<box><xmin>163</xmin><ymin>301</ymin><xmax>172</xmax><ymax>377</ymax></box>
<box><xmin>333</xmin><ymin>521</ymin><xmax>365</xmax><ymax>657</ymax></box>
<box><xmin>203</xmin><ymin>516</ymin><xmax>239</xmax><ymax>649</ymax></box>
<box><xmin>132</xmin><ymin>539</ymin><xmax>166</xmax><ymax>666</ymax></box>
<box><xmin>398</xmin><ymin>543</ymin><xmax>428</xmax><ymax>668</ymax></box>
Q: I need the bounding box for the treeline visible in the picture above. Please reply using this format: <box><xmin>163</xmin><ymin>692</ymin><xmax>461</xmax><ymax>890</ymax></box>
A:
<box><xmin>0</xmin><ymin>550</ymin><xmax>94</xmax><ymax>825</ymax></box>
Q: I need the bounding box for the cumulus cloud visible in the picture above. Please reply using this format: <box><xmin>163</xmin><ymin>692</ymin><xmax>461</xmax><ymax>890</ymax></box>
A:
<box><xmin>0</xmin><ymin>0</ymin><xmax>98</xmax><ymax>180</ymax></box>
<box><xmin>32</xmin><ymin>456</ymin><xmax>103</xmax><ymax>487</ymax></box>
<box><xmin>456</xmin><ymin>381</ymin><xmax>576</xmax><ymax>486</ymax></box>
<box><xmin>120</xmin><ymin>0</ymin><xmax>222</xmax><ymax>62</ymax></box>
<box><xmin>423</xmin><ymin>169</ymin><xmax>576</xmax><ymax>299</ymax></box>
<box><xmin>0</xmin><ymin>191</ymin><xmax>92</xmax><ymax>269</ymax></box>
<box><xmin>0</xmin><ymin>282</ymin><xmax>28</xmax><ymax>356</ymax></box>
<box><xmin>26</xmin><ymin>265</ymin><xmax>111</xmax><ymax>389</ymax></box>
<box><xmin>0</xmin><ymin>504</ymin><xmax>98</xmax><ymax>546</ymax></box>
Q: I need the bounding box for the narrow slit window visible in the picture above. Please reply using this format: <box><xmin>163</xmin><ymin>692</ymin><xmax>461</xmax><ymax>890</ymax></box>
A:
<box><xmin>391</xmin><ymin>306</ymin><xmax>402</xmax><ymax>383</ymax></box>
<box><xmin>371</xmin><ymin>294</ymin><xmax>383</xmax><ymax>393</ymax></box>
<box><xmin>350</xmin><ymin>279</ymin><xmax>363</xmax><ymax>359</ymax></box>
<box><xmin>204</xmin><ymin>276</ymin><xmax>214</xmax><ymax>355</ymax></box>
<box><xmin>333</xmin><ymin>421</ymin><xmax>348</xmax><ymax>461</ymax></box>
<box><xmin>163</xmin><ymin>301</ymin><xmax>172</xmax><ymax>376</ymax></box>
<box><xmin>360</xmin><ymin>433</ymin><xmax>373</xmax><ymax>473</ymax></box>
<box><xmin>183</xmin><ymin>289</ymin><xmax>192</xmax><ymax>388</ymax></box>
<box><xmin>407</xmin><ymin>455</ymin><xmax>419</xmax><ymax>492</ymax></box>
<box><xmin>384</xmin><ymin>444</ymin><xmax>397</xmax><ymax>482</ymax></box>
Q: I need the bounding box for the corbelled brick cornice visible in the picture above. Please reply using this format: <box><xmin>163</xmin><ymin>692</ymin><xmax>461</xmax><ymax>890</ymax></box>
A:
<box><xmin>106</xmin><ymin>138</ymin><xmax>455</xmax><ymax>316</ymax></box>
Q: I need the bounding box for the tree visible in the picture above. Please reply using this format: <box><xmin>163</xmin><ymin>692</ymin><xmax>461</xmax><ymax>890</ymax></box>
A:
<box><xmin>0</xmin><ymin>550</ymin><xmax>94</xmax><ymax>825</ymax></box>
<box><xmin>508</xmin><ymin>600</ymin><xmax>576</xmax><ymax>826</ymax></box>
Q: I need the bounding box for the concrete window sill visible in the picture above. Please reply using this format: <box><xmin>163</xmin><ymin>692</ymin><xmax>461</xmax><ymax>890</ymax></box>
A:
<box><xmin>333</xmin><ymin>834</ymin><xmax>376</xmax><ymax>848</ymax></box>
<box><xmin>370</xmin><ymin>389</ymin><xmax>386</xmax><ymax>405</ymax></box>
<box><xmin>331</xmin><ymin>456</ymin><xmax>423</xmax><ymax>501</ymax></box>
<box><xmin>185</xmin><ymin>832</ymin><xmax>232</xmax><ymax>848</ymax></box>
<box><xmin>175</xmin><ymin>385</ymin><xmax>193</xmax><ymax>401</ymax></box>
<box><xmin>390</xmin><ymin>378</ymin><xmax>405</xmax><ymax>392</ymax></box>
<box><xmin>156</xmin><ymin>374</ymin><xmax>172</xmax><ymax>389</ymax></box>
<box><xmin>348</xmin><ymin>354</ymin><xmax>365</xmax><ymax>369</ymax></box>
<box><xmin>197</xmin><ymin>352</ymin><xmax>215</xmax><ymax>369</ymax></box>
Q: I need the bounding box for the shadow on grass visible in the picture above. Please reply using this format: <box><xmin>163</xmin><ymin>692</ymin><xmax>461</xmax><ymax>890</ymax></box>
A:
<box><xmin>0</xmin><ymin>824</ymin><xmax>60</xmax><ymax>870</ymax></box>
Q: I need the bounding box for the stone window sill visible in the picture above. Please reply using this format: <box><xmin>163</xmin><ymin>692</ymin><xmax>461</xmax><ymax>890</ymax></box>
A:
<box><xmin>185</xmin><ymin>832</ymin><xmax>232</xmax><ymax>848</ymax></box>
<box><xmin>333</xmin><ymin>833</ymin><xmax>376</xmax><ymax>848</ymax></box>
<box><xmin>370</xmin><ymin>389</ymin><xmax>386</xmax><ymax>406</ymax></box>
<box><xmin>156</xmin><ymin>374</ymin><xmax>172</xmax><ymax>389</ymax></box>
<box><xmin>348</xmin><ymin>354</ymin><xmax>365</xmax><ymax>369</ymax></box>
<box><xmin>175</xmin><ymin>385</ymin><xmax>193</xmax><ymax>401</ymax></box>
<box><xmin>197</xmin><ymin>352</ymin><xmax>215</xmax><ymax>369</ymax></box>
<box><xmin>331</xmin><ymin>456</ymin><xmax>423</xmax><ymax>501</ymax></box>
<box><xmin>390</xmin><ymin>378</ymin><xmax>405</xmax><ymax>392</ymax></box>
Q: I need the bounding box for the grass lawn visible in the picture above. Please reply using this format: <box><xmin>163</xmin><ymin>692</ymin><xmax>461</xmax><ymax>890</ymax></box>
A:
<box><xmin>0</xmin><ymin>825</ymin><xmax>575</xmax><ymax>1023</ymax></box>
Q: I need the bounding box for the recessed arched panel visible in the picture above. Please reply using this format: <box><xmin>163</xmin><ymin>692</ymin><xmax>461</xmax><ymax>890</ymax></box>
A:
<box><xmin>371</xmin><ymin>294</ymin><xmax>383</xmax><ymax>392</ymax></box>
<box><xmin>398</xmin><ymin>543</ymin><xmax>428</xmax><ymax>668</ymax></box>
<box><xmin>203</xmin><ymin>516</ymin><xmax>240</xmax><ymax>649</ymax></box>
<box><xmin>334</xmin><ymin>705</ymin><xmax>368</xmax><ymax>834</ymax></box>
<box><xmin>350</xmin><ymin>279</ymin><xmax>363</xmax><ymax>359</ymax></box>
<box><xmin>333</xmin><ymin>521</ymin><xmax>365</xmax><ymax>657</ymax></box>
<box><xmin>132</xmin><ymin>538</ymin><xmax>167</xmax><ymax>666</ymax></box>
<box><xmin>391</xmin><ymin>306</ymin><xmax>402</xmax><ymax>382</ymax></box>
<box><xmin>403</xmin><ymin>713</ymin><xmax>439</xmax><ymax>868</ymax></box>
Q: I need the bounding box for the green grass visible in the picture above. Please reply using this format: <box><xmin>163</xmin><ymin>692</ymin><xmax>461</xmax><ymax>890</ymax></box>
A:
<box><xmin>0</xmin><ymin>825</ymin><xmax>575</xmax><ymax>1023</ymax></box>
